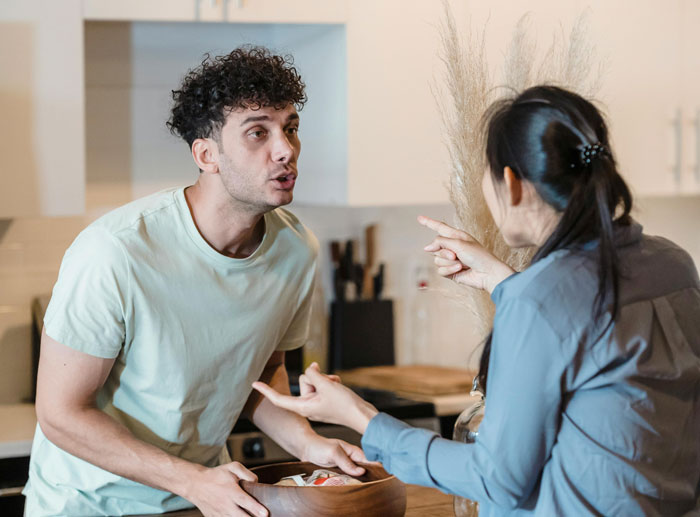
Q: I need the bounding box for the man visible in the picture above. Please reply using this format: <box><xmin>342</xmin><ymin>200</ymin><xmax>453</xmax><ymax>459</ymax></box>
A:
<box><xmin>24</xmin><ymin>46</ymin><xmax>366</xmax><ymax>517</ymax></box>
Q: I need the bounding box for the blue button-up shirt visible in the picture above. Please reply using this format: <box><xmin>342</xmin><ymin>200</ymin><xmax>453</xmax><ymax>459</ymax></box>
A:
<box><xmin>362</xmin><ymin>223</ymin><xmax>700</xmax><ymax>516</ymax></box>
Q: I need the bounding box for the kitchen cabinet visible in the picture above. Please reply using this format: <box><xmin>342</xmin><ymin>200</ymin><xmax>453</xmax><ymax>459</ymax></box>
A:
<box><xmin>337</xmin><ymin>0</ymin><xmax>695</xmax><ymax>205</ymax></box>
<box><xmin>437</xmin><ymin>0</ymin><xmax>695</xmax><ymax>199</ymax></box>
<box><xmin>83</xmin><ymin>0</ymin><xmax>348</xmax><ymax>24</ymax></box>
<box><xmin>681</xmin><ymin>0</ymin><xmax>700</xmax><ymax>194</ymax></box>
<box><xmin>80</xmin><ymin>0</ymin><xmax>455</xmax><ymax>207</ymax></box>
<box><xmin>342</xmin><ymin>0</ymin><xmax>576</xmax><ymax>207</ymax></box>
<box><xmin>340</xmin><ymin>0</ymin><xmax>452</xmax><ymax>205</ymax></box>
<box><xmin>576</xmin><ymin>0</ymin><xmax>685</xmax><ymax>197</ymax></box>
<box><xmin>4</xmin><ymin>1</ymin><xmax>698</xmax><ymax>216</ymax></box>
<box><xmin>0</xmin><ymin>0</ymin><xmax>85</xmax><ymax>217</ymax></box>
<box><xmin>0</xmin><ymin>404</ymin><xmax>36</xmax><ymax>517</ymax></box>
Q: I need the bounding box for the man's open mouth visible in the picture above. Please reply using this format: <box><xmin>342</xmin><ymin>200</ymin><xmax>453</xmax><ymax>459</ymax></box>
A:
<box><xmin>273</xmin><ymin>173</ymin><xmax>297</xmax><ymax>189</ymax></box>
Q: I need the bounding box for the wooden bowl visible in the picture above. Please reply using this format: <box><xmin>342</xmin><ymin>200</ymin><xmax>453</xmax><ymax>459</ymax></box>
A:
<box><xmin>240</xmin><ymin>461</ymin><xmax>406</xmax><ymax>517</ymax></box>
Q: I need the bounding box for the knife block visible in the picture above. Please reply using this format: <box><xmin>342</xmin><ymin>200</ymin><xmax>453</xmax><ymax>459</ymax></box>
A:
<box><xmin>329</xmin><ymin>299</ymin><xmax>395</xmax><ymax>372</ymax></box>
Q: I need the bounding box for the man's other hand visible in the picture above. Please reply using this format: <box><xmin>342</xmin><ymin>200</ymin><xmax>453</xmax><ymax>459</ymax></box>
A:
<box><xmin>186</xmin><ymin>461</ymin><xmax>267</xmax><ymax>517</ymax></box>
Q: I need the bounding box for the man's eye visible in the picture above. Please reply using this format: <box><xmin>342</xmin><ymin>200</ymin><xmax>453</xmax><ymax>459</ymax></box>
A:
<box><xmin>249</xmin><ymin>130</ymin><xmax>266</xmax><ymax>139</ymax></box>
<box><xmin>287</xmin><ymin>126</ymin><xmax>299</xmax><ymax>135</ymax></box>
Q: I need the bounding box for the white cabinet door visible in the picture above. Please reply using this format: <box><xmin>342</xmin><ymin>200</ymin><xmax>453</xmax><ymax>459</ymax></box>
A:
<box><xmin>224</xmin><ymin>0</ymin><xmax>347</xmax><ymax>24</ymax></box>
<box><xmin>344</xmin><ymin>0</ymin><xmax>451</xmax><ymax>206</ymax></box>
<box><xmin>84</xmin><ymin>0</ymin><xmax>208</xmax><ymax>21</ymax></box>
<box><xmin>0</xmin><ymin>0</ymin><xmax>85</xmax><ymax>217</ymax></box>
<box><xmin>681</xmin><ymin>0</ymin><xmax>700</xmax><ymax>194</ymax></box>
<box><xmin>343</xmin><ymin>0</ymin><xmax>575</xmax><ymax>206</ymax></box>
<box><xmin>83</xmin><ymin>0</ymin><xmax>347</xmax><ymax>23</ymax></box>
<box><xmin>580</xmin><ymin>0</ymin><xmax>683</xmax><ymax>197</ymax></box>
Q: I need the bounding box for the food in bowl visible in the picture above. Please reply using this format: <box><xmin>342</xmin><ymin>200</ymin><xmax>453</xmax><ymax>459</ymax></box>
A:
<box><xmin>274</xmin><ymin>469</ymin><xmax>363</xmax><ymax>487</ymax></box>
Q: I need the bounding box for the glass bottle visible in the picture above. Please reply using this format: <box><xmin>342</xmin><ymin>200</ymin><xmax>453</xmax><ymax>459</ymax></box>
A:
<box><xmin>452</xmin><ymin>376</ymin><xmax>485</xmax><ymax>517</ymax></box>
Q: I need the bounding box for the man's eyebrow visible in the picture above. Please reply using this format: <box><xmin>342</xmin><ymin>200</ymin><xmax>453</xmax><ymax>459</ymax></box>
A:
<box><xmin>240</xmin><ymin>115</ymin><xmax>271</xmax><ymax>126</ymax></box>
<box><xmin>239</xmin><ymin>113</ymin><xmax>299</xmax><ymax>126</ymax></box>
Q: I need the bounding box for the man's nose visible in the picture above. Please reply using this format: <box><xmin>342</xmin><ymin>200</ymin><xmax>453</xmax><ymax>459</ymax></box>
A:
<box><xmin>271</xmin><ymin>132</ymin><xmax>294</xmax><ymax>163</ymax></box>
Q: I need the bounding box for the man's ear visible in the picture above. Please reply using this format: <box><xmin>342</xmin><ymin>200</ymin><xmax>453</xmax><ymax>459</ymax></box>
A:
<box><xmin>191</xmin><ymin>138</ymin><xmax>220</xmax><ymax>174</ymax></box>
<box><xmin>503</xmin><ymin>166</ymin><xmax>522</xmax><ymax>207</ymax></box>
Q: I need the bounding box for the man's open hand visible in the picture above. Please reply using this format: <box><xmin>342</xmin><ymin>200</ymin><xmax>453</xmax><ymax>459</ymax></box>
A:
<box><xmin>186</xmin><ymin>462</ymin><xmax>267</xmax><ymax>517</ymax></box>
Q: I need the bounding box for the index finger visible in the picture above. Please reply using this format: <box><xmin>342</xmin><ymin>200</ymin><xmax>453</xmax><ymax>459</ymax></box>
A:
<box><xmin>417</xmin><ymin>215</ymin><xmax>465</xmax><ymax>239</ymax></box>
<box><xmin>252</xmin><ymin>381</ymin><xmax>309</xmax><ymax>416</ymax></box>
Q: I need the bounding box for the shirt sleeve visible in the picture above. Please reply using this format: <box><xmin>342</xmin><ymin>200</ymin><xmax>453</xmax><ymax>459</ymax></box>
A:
<box><xmin>43</xmin><ymin>227</ymin><xmax>129</xmax><ymax>359</ymax></box>
<box><xmin>362</xmin><ymin>297</ymin><xmax>566</xmax><ymax>509</ymax></box>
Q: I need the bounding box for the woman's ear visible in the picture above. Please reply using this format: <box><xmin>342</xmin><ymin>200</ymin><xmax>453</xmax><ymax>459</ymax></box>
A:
<box><xmin>191</xmin><ymin>138</ymin><xmax>220</xmax><ymax>174</ymax></box>
<box><xmin>503</xmin><ymin>166</ymin><xmax>523</xmax><ymax>207</ymax></box>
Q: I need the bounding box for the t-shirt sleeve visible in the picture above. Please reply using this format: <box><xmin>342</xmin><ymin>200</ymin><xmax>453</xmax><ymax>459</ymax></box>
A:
<box><xmin>43</xmin><ymin>227</ymin><xmax>128</xmax><ymax>359</ymax></box>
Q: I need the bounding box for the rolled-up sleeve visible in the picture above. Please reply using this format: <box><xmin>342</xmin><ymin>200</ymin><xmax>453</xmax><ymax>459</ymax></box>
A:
<box><xmin>362</xmin><ymin>297</ymin><xmax>566</xmax><ymax>509</ymax></box>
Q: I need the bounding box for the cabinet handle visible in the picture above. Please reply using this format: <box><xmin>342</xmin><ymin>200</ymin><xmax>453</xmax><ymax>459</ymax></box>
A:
<box><xmin>672</xmin><ymin>108</ymin><xmax>683</xmax><ymax>187</ymax></box>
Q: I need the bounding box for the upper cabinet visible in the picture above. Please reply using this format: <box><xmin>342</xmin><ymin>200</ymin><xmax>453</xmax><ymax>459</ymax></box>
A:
<box><xmin>339</xmin><ymin>0</ymin><xmax>456</xmax><ymax>206</ymax></box>
<box><xmin>681</xmin><ymin>0</ymin><xmax>700</xmax><ymax>194</ymax></box>
<box><xmin>2</xmin><ymin>0</ymin><xmax>698</xmax><ymax>217</ymax></box>
<box><xmin>579</xmin><ymin>0</ymin><xmax>687</xmax><ymax>197</ymax></box>
<box><xmin>0</xmin><ymin>0</ymin><xmax>85</xmax><ymax>217</ymax></box>
<box><xmin>304</xmin><ymin>0</ymin><xmax>700</xmax><ymax>205</ymax></box>
<box><xmin>83</xmin><ymin>0</ymin><xmax>348</xmax><ymax>24</ymax></box>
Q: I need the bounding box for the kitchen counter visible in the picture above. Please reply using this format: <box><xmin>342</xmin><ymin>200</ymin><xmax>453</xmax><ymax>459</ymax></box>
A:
<box><xmin>0</xmin><ymin>404</ymin><xmax>36</xmax><ymax>459</ymax></box>
<box><xmin>338</xmin><ymin>366</ymin><xmax>478</xmax><ymax>417</ymax></box>
<box><xmin>150</xmin><ymin>484</ymin><xmax>454</xmax><ymax>516</ymax></box>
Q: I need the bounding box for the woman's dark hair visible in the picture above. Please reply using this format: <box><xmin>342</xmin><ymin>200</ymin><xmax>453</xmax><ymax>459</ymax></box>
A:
<box><xmin>478</xmin><ymin>85</ymin><xmax>633</xmax><ymax>393</ymax></box>
<box><xmin>167</xmin><ymin>45</ymin><xmax>307</xmax><ymax>148</ymax></box>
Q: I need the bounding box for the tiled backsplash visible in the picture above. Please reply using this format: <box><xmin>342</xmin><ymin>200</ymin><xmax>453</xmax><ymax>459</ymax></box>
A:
<box><xmin>1</xmin><ymin>195</ymin><xmax>698</xmax><ymax>404</ymax></box>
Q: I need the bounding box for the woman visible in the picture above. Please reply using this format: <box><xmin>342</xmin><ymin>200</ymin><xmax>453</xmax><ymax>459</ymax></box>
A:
<box><xmin>253</xmin><ymin>86</ymin><xmax>700</xmax><ymax>516</ymax></box>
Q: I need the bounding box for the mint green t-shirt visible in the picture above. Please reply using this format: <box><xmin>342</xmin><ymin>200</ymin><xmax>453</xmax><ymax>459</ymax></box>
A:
<box><xmin>24</xmin><ymin>188</ymin><xmax>318</xmax><ymax>516</ymax></box>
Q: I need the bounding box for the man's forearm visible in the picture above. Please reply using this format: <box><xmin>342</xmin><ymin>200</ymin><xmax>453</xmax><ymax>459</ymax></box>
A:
<box><xmin>244</xmin><ymin>361</ymin><xmax>316</xmax><ymax>459</ymax></box>
<box><xmin>39</xmin><ymin>406</ymin><xmax>202</xmax><ymax>500</ymax></box>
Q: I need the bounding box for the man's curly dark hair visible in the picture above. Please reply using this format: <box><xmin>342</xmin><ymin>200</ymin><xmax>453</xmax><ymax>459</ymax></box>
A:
<box><xmin>167</xmin><ymin>46</ymin><xmax>307</xmax><ymax>148</ymax></box>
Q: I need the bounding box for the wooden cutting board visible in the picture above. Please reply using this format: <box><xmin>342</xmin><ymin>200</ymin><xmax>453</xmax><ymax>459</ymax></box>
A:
<box><xmin>338</xmin><ymin>365</ymin><xmax>477</xmax><ymax>396</ymax></box>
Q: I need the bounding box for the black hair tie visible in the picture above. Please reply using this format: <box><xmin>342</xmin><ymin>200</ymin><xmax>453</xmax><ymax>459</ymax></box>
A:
<box><xmin>572</xmin><ymin>142</ymin><xmax>607</xmax><ymax>168</ymax></box>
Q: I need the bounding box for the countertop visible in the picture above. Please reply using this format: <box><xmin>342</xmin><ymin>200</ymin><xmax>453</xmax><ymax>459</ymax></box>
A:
<box><xmin>149</xmin><ymin>484</ymin><xmax>454</xmax><ymax>516</ymax></box>
<box><xmin>0</xmin><ymin>403</ymin><xmax>36</xmax><ymax>459</ymax></box>
<box><xmin>339</xmin><ymin>365</ymin><xmax>479</xmax><ymax>417</ymax></box>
